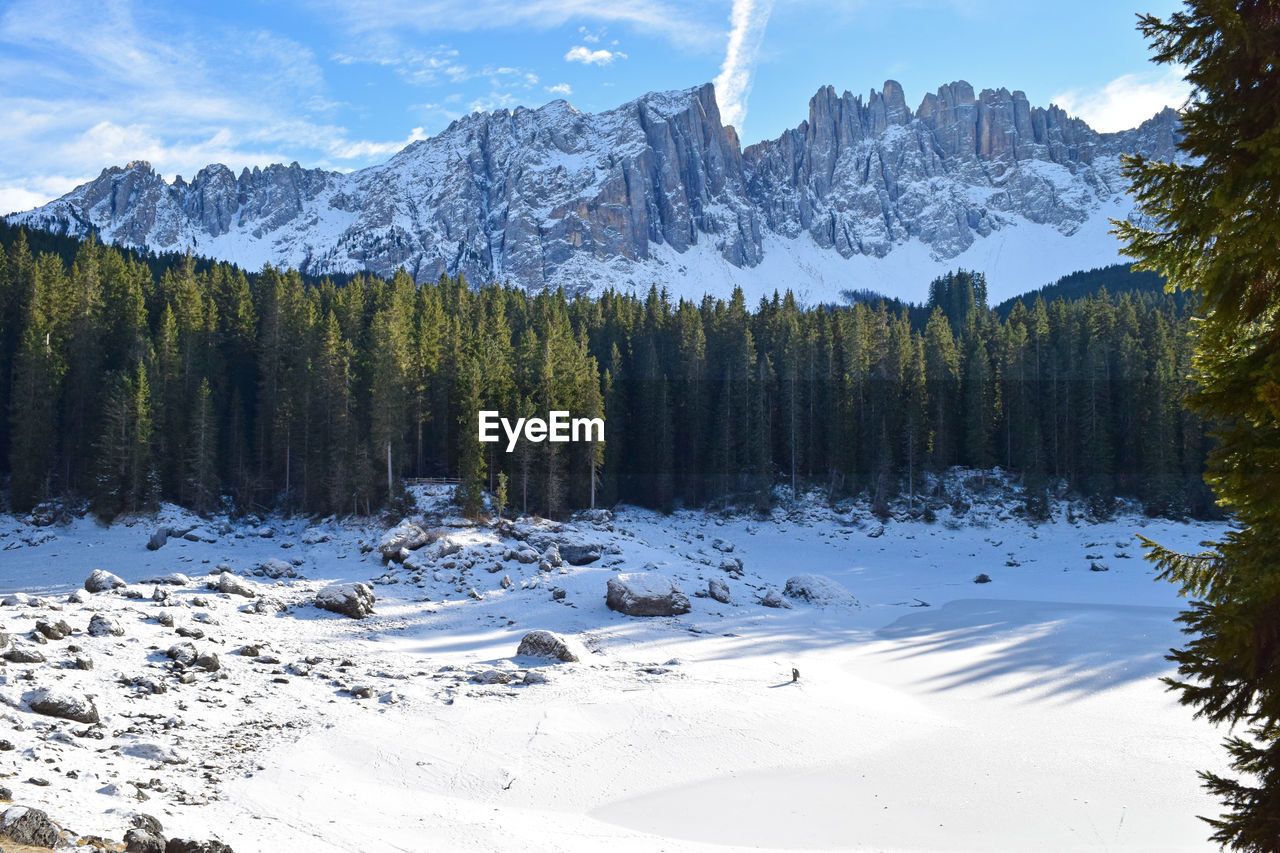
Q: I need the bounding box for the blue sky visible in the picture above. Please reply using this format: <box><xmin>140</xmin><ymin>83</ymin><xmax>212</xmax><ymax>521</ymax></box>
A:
<box><xmin>0</xmin><ymin>0</ymin><xmax>1189</xmax><ymax>215</ymax></box>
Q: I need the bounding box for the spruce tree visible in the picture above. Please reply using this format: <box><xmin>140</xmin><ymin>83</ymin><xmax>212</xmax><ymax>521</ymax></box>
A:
<box><xmin>1117</xmin><ymin>3</ymin><xmax>1280</xmax><ymax>848</ymax></box>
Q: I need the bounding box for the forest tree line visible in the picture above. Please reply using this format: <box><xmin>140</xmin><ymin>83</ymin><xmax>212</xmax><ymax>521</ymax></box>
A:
<box><xmin>0</xmin><ymin>228</ymin><xmax>1214</xmax><ymax>520</ymax></box>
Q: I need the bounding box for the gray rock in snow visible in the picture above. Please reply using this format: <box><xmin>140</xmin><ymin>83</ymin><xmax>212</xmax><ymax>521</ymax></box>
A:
<box><xmin>147</xmin><ymin>528</ymin><xmax>168</xmax><ymax>550</ymax></box>
<box><xmin>1</xmin><ymin>805</ymin><xmax>63</xmax><ymax>848</ymax></box>
<box><xmin>216</xmin><ymin>573</ymin><xmax>256</xmax><ymax>598</ymax></box>
<box><xmin>34</xmin><ymin>619</ymin><xmax>72</xmax><ymax>640</ymax></box>
<box><xmin>25</xmin><ymin>688</ymin><xmax>100</xmax><ymax>723</ymax></box>
<box><xmin>760</xmin><ymin>588</ymin><xmax>792</xmax><ymax>609</ymax></box>
<box><xmin>606</xmin><ymin>572</ymin><xmax>692</xmax><ymax>617</ymax></box>
<box><xmin>4</xmin><ymin>646</ymin><xmax>46</xmax><ymax>663</ymax></box>
<box><xmin>85</xmin><ymin>569</ymin><xmax>126</xmax><ymax>593</ymax></box>
<box><xmin>314</xmin><ymin>583</ymin><xmax>376</xmax><ymax>619</ymax></box>
<box><xmin>88</xmin><ymin>614</ymin><xmax>125</xmax><ymax>637</ymax></box>
<box><xmin>516</xmin><ymin>630</ymin><xmax>580</xmax><ymax>662</ymax></box>
<box><xmin>708</xmin><ymin>578</ymin><xmax>732</xmax><ymax>604</ymax></box>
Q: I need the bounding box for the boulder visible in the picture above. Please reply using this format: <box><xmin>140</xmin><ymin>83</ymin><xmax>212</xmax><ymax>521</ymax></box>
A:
<box><xmin>255</xmin><ymin>558</ymin><xmax>297</xmax><ymax>579</ymax></box>
<box><xmin>719</xmin><ymin>556</ymin><xmax>744</xmax><ymax>577</ymax></box>
<box><xmin>167</xmin><ymin>642</ymin><xmax>198</xmax><ymax>668</ymax></box>
<box><xmin>783</xmin><ymin>574</ymin><xmax>859</xmax><ymax>606</ymax></box>
<box><xmin>195</xmin><ymin>652</ymin><xmax>220</xmax><ymax>672</ymax></box>
<box><xmin>559</xmin><ymin>542</ymin><xmax>602</xmax><ymax>565</ymax></box>
<box><xmin>182</xmin><ymin>528</ymin><xmax>218</xmax><ymax>543</ymax></box>
<box><xmin>147</xmin><ymin>528</ymin><xmax>168</xmax><ymax>551</ymax></box>
<box><xmin>4</xmin><ymin>646</ymin><xmax>46</xmax><ymax>663</ymax></box>
<box><xmin>88</xmin><ymin>614</ymin><xmax>125</xmax><ymax>637</ymax></box>
<box><xmin>516</xmin><ymin>630</ymin><xmax>580</xmax><ymax>662</ymax></box>
<box><xmin>217</xmin><ymin>574</ymin><xmax>255</xmax><ymax>598</ymax></box>
<box><xmin>973</xmin><ymin>573</ymin><xmax>993</xmax><ymax>584</ymax></box>
<box><xmin>25</xmin><ymin>688</ymin><xmax>100</xmax><ymax>723</ymax></box>
<box><xmin>605</xmin><ymin>572</ymin><xmax>691</xmax><ymax>617</ymax></box>
<box><xmin>712</xmin><ymin>538</ymin><xmax>735</xmax><ymax>553</ymax></box>
<box><xmin>126</xmin><ymin>827</ymin><xmax>166</xmax><ymax>853</ymax></box>
<box><xmin>1</xmin><ymin>805</ymin><xmax>62</xmax><ymax>848</ymax></box>
<box><xmin>509</xmin><ymin>547</ymin><xmax>539</xmax><ymax>564</ymax></box>
<box><xmin>142</xmin><ymin>573</ymin><xmax>191</xmax><ymax>586</ymax></box>
<box><xmin>378</xmin><ymin>520</ymin><xmax>431</xmax><ymax>560</ymax></box>
<box><xmin>760</xmin><ymin>588</ymin><xmax>792</xmax><ymax>608</ymax></box>
<box><xmin>315</xmin><ymin>583</ymin><xmax>376</xmax><ymax>619</ymax></box>
<box><xmin>165</xmin><ymin>840</ymin><xmax>235</xmax><ymax>853</ymax></box>
<box><xmin>301</xmin><ymin>528</ymin><xmax>330</xmax><ymax>545</ymax></box>
<box><xmin>471</xmin><ymin>669</ymin><xmax>512</xmax><ymax>685</ymax></box>
<box><xmin>85</xmin><ymin>569</ymin><xmax>126</xmax><ymax>592</ymax></box>
<box><xmin>34</xmin><ymin>619</ymin><xmax>72</xmax><ymax>641</ymax></box>
<box><xmin>708</xmin><ymin>578</ymin><xmax>732</xmax><ymax>604</ymax></box>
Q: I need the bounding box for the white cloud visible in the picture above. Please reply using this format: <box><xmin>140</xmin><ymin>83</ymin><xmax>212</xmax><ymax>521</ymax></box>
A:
<box><xmin>1051</xmin><ymin>67</ymin><xmax>1189</xmax><ymax>133</ymax></box>
<box><xmin>564</xmin><ymin>45</ymin><xmax>625</xmax><ymax>66</ymax></box>
<box><xmin>546</xmin><ymin>83</ymin><xmax>573</xmax><ymax>97</ymax></box>
<box><xmin>712</xmin><ymin>0</ymin><xmax>776</xmax><ymax>131</ymax></box>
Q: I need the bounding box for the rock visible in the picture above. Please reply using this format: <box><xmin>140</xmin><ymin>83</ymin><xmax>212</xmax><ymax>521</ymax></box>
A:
<box><xmin>88</xmin><ymin>614</ymin><xmax>125</xmax><ymax>636</ymax></box>
<box><xmin>1089</xmin><ymin>562</ymin><xmax>1110</xmax><ymax>572</ymax></box>
<box><xmin>126</xmin><ymin>827</ymin><xmax>166</xmax><ymax>853</ymax></box>
<box><xmin>167</xmin><ymin>642</ymin><xmax>198</xmax><ymax>668</ymax></box>
<box><xmin>606</xmin><ymin>572</ymin><xmax>692</xmax><ymax>617</ymax></box>
<box><xmin>157</xmin><ymin>612</ymin><xmax>175</xmax><ymax>628</ymax></box>
<box><xmin>522</xmin><ymin>670</ymin><xmax>548</xmax><ymax>684</ymax></box>
<box><xmin>34</xmin><ymin>619</ymin><xmax>72</xmax><ymax>640</ymax></box>
<box><xmin>541</xmin><ymin>544</ymin><xmax>564</xmax><ymax>568</ymax></box>
<box><xmin>760</xmin><ymin>588</ymin><xmax>792</xmax><ymax>608</ymax></box>
<box><xmin>132</xmin><ymin>814</ymin><xmax>165</xmax><ymax>836</ymax></box>
<box><xmin>301</xmin><ymin>528</ymin><xmax>330</xmax><ymax>545</ymax></box>
<box><xmin>147</xmin><ymin>528</ymin><xmax>168</xmax><ymax>551</ymax></box>
<box><xmin>122</xmin><ymin>741</ymin><xmax>187</xmax><ymax>764</ymax></box>
<box><xmin>315</xmin><ymin>583</ymin><xmax>375</xmax><ymax>619</ymax></box>
<box><xmin>195</xmin><ymin>652</ymin><xmax>220</xmax><ymax>672</ymax></box>
<box><xmin>4</xmin><ymin>646</ymin><xmax>46</xmax><ymax>663</ymax></box>
<box><xmin>0</xmin><ymin>786</ymin><xmax>9</xmax><ymax>801</ymax></box>
<box><xmin>151</xmin><ymin>586</ymin><xmax>169</xmax><ymax>602</ymax></box>
<box><xmin>85</xmin><ymin>569</ymin><xmax>126</xmax><ymax>592</ymax></box>
<box><xmin>255</xmin><ymin>558</ymin><xmax>297</xmax><ymax>579</ymax></box>
<box><xmin>253</xmin><ymin>525</ymin><xmax>275</xmax><ymax>538</ymax></box>
<box><xmin>175</xmin><ymin>625</ymin><xmax>204</xmax><ymax>639</ymax></box>
<box><xmin>1</xmin><ymin>805</ymin><xmax>62</xmax><ymax>848</ymax></box>
<box><xmin>72</xmin><ymin>655</ymin><xmax>94</xmax><ymax>670</ymax></box>
<box><xmin>25</xmin><ymin>688</ymin><xmax>100</xmax><ymax>723</ymax></box>
<box><xmin>66</xmin><ymin>590</ymin><xmax>88</xmax><ymax>604</ymax></box>
<box><xmin>182</xmin><ymin>528</ymin><xmax>217</xmax><ymax>543</ymax></box>
<box><xmin>708</xmin><ymin>578</ymin><xmax>732</xmax><ymax>604</ymax></box>
<box><xmin>974</xmin><ymin>573</ymin><xmax>993</xmax><ymax>584</ymax></box>
<box><xmin>142</xmin><ymin>573</ymin><xmax>192</xmax><ymax>586</ymax></box>
<box><xmin>516</xmin><ymin>630</ymin><xmax>580</xmax><ymax>662</ymax></box>
<box><xmin>217</xmin><ymin>574</ymin><xmax>256</xmax><ymax>598</ymax></box>
<box><xmin>379</xmin><ymin>520</ymin><xmax>431</xmax><ymax>560</ymax></box>
<box><xmin>472</xmin><ymin>669</ymin><xmax>512</xmax><ymax>685</ymax></box>
<box><xmin>558</xmin><ymin>542</ymin><xmax>602</xmax><ymax>565</ymax></box>
<box><xmin>783</xmin><ymin>574</ymin><xmax>859</xmax><ymax>606</ymax></box>
<box><xmin>500</xmin><ymin>574</ymin><xmax>513</xmax><ymax>589</ymax></box>
<box><xmin>164</xmin><ymin>840</ymin><xmax>235</xmax><ymax>853</ymax></box>
<box><xmin>510</xmin><ymin>547</ymin><xmax>540</xmax><ymax>564</ymax></box>
<box><xmin>719</xmin><ymin>556</ymin><xmax>744</xmax><ymax>576</ymax></box>
<box><xmin>712</xmin><ymin>538</ymin><xmax>735</xmax><ymax>553</ymax></box>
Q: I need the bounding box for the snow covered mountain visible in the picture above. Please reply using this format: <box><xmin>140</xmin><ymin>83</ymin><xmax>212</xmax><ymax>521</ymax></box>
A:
<box><xmin>8</xmin><ymin>81</ymin><xmax>1181</xmax><ymax>302</ymax></box>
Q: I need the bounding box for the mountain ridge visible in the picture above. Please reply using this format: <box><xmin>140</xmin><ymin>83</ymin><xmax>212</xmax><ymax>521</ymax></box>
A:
<box><xmin>8</xmin><ymin>81</ymin><xmax>1181</xmax><ymax>302</ymax></box>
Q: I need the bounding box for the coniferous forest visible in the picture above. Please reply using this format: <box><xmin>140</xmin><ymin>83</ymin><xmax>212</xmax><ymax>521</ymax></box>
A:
<box><xmin>0</xmin><ymin>224</ymin><xmax>1214</xmax><ymax>521</ymax></box>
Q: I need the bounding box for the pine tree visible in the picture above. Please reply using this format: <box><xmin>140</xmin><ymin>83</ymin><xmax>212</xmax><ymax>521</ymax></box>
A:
<box><xmin>1117</xmin><ymin>4</ymin><xmax>1280</xmax><ymax>848</ymax></box>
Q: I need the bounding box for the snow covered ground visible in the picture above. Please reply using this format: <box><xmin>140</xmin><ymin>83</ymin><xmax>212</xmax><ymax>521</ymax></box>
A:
<box><xmin>0</xmin><ymin>479</ymin><xmax>1228</xmax><ymax>851</ymax></box>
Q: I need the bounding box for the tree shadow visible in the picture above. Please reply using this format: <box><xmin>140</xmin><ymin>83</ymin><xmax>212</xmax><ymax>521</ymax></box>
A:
<box><xmin>872</xmin><ymin>598</ymin><xmax>1182</xmax><ymax>704</ymax></box>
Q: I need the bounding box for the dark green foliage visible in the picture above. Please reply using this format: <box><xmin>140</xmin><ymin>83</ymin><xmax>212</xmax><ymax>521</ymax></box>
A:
<box><xmin>1118</xmin><ymin>2</ymin><xmax>1280</xmax><ymax>849</ymax></box>
<box><xmin>0</xmin><ymin>224</ymin><xmax>1212</xmax><ymax>519</ymax></box>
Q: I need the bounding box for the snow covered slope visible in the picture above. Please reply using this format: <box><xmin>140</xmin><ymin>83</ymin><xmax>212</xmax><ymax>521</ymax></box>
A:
<box><xmin>0</xmin><ymin>479</ymin><xmax>1227</xmax><ymax>850</ymax></box>
<box><xmin>9</xmin><ymin>81</ymin><xmax>1180</xmax><ymax>303</ymax></box>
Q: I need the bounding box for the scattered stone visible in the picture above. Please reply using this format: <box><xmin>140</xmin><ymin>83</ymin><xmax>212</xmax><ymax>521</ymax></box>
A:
<box><xmin>500</xmin><ymin>574</ymin><xmax>513</xmax><ymax>590</ymax></box>
<box><xmin>379</xmin><ymin>520</ymin><xmax>431</xmax><ymax>560</ymax></box>
<box><xmin>88</xmin><ymin>614</ymin><xmax>125</xmax><ymax>637</ymax></box>
<box><xmin>147</xmin><ymin>528</ymin><xmax>168</xmax><ymax>551</ymax></box>
<box><xmin>1</xmin><ymin>805</ymin><xmax>62</xmax><ymax>848</ymax></box>
<box><xmin>142</xmin><ymin>573</ymin><xmax>191</xmax><ymax>586</ymax></box>
<box><xmin>760</xmin><ymin>588</ymin><xmax>792</xmax><ymax>608</ymax></box>
<box><xmin>516</xmin><ymin>630</ymin><xmax>579</xmax><ymax>662</ymax></box>
<box><xmin>301</xmin><ymin>528</ymin><xmax>330</xmax><ymax>545</ymax></box>
<box><xmin>71</xmin><ymin>655</ymin><xmax>93</xmax><ymax>671</ymax></box>
<box><xmin>195</xmin><ymin>652</ymin><xmax>220</xmax><ymax>672</ymax></box>
<box><xmin>66</xmin><ymin>590</ymin><xmax>88</xmax><ymax>604</ymax></box>
<box><xmin>606</xmin><ymin>572</ymin><xmax>691</xmax><ymax>617</ymax></box>
<box><xmin>974</xmin><ymin>573</ymin><xmax>993</xmax><ymax>584</ymax></box>
<box><xmin>255</xmin><ymin>558</ymin><xmax>297</xmax><ymax>579</ymax></box>
<box><xmin>719</xmin><ymin>556</ymin><xmax>744</xmax><ymax>577</ymax></box>
<box><xmin>126</xmin><ymin>826</ymin><xmax>166</xmax><ymax>853</ymax></box>
<box><xmin>34</xmin><ymin>619</ymin><xmax>72</xmax><ymax>640</ymax></box>
<box><xmin>314</xmin><ymin>583</ymin><xmax>376</xmax><ymax>619</ymax></box>
<box><xmin>559</xmin><ymin>542</ymin><xmax>602</xmax><ymax>565</ymax></box>
<box><xmin>783</xmin><ymin>574</ymin><xmax>859</xmax><ymax>606</ymax></box>
<box><xmin>183</xmin><ymin>528</ymin><xmax>218</xmax><ymax>543</ymax></box>
<box><xmin>4</xmin><ymin>646</ymin><xmax>46</xmax><ymax>663</ymax></box>
<box><xmin>472</xmin><ymin>669</ymin><xmax>512</xmax><ymax>685</ymax></box>
<box><xmin>175</xmin><ymin>626</ymin><xmax>204</xmax><ymax>640</ymax></box>
<box><xmin>25</xmin><ymin>688</ymin><xmax>100</xmax><ymax>723</ymax></box>
<box><xmin>522</xmin><ymin>670</ymin><xmax>548</xmax><ymax>685</ymax></box>
<box><xmin>167</xmin><ymin>643</ymin><xmax>198</xmax><ymax>668</ymax></box>
<box><xmin>511</xmin><ymin>547</ymin><xmax>540</xmax><ymax>564</ymax></box>
<box><xmin>217</xmin><ymin>574</ymin><xmax>255</xmax><ymax>598</ymax></box>
<box><xmin>712</xmin><ymin>538</ymin><xmax>735</xmax><ymax>553</ymax></box>
<box><xmin>708</xmin><ymin>578</ymin><xmax>731</xmax><ymax>604</ymax></box>
<box><xmin>348</xmin><ymin>685</ymin><xmax>374</xmax><ymax>699</ymax></box>
<box><xmin>164</xmin><ymin>839</ymin><xmax>235</xmax><ymax>853</ymax></box>
<box><xmin>85</xmin><ymin>569</ymin><xmax>126</xmax><ymax>593</ymax></box>
<box><xmin>156</xmin><ymin>612</ymin><xmax>175</xmax><ymax>628</ymax></box>
<box><xmin>1089</xmin><ymin>562</ymin><xmax>1110</xmax><ymax>572</ymax></box>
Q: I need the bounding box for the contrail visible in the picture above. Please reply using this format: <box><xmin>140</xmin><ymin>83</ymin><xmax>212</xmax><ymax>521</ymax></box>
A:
<box><xmin>712</xmin><ymin>0</ymin><xmax>776</xmax><ymax>132</ymax></box>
